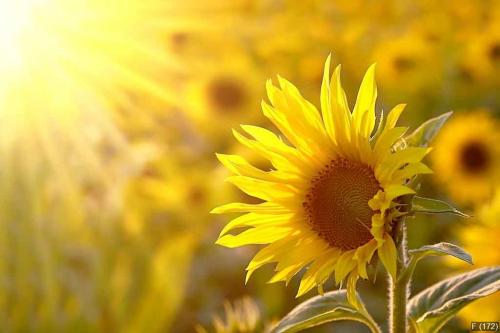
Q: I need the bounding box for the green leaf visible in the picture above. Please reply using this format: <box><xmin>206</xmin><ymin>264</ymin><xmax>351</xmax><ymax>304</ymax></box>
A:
<box><xmin>403</xmin><ymin>112</ymin><xmax>453</xmax><ymax>147</ymax></box>
<box><xmin>271</xmin><ymin>290</ymin><xmax>380</xmax><ymax>333</ymax></box>
<box><xmin>409</xmin><ymin>242</ymin><xmax>473</xmax><ymax>265</ymax></box>
<box><xmin>411</xmin><ymin>196</ymin><xmax>469</xmax><ymax>217</ymax></box>
<box><xmin>408</xmin><ymin>266</ymin><xmax>500</xmax><ymax>333</ymax></box>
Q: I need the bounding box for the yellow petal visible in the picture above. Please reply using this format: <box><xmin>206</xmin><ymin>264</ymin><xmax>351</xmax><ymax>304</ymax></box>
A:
<box><xmin>274</xmin><ymin>235</ymin><xmax>329</xmax><ymax>271</ymax></box>
<box><xmin>216</xmin><ymin>226</ymin><xmax>293</xmax><ymax>248</ymax></box>
<box><xmin>370</xmin><ymin>186</ymin><xmax>412</xmax><ymax>217</ymax></box>
<box><xmin>261</xmin><ymin>101</ymin><xmax>318</xmax><ymax>158</ymax></box>
<box><xmin>277</xmin><ymin>76</ymin><xmax>326</xmax><ymax>139</ymax></box>
<box><xmin>216</xmin><ymin>153</ymin><xmax>275</xmax><ymax>181</ymax></box>
<box><xmin>317</xmin><ymin>284</ymin><xmax>325</xmax><ymax>295</ymax></box>
<box><xmin>211</xmin><ymin>202</ymin><xmax>288</xmax><ymax>214</ymax></box>
<box><xmin>392</xmin><ymin>162</ymin><xmax>433</xmax><ymax>182</ymax></box>
<box><xmin>315</xmin><ymin>250</ymin><xmax>341</xmax><ymax>283</ymax></box>
<box><xmin>269</xmin><ymin>262</ymin><xmax>305</xmax><ymax>284</ymax></box>
<box><xmin>268</xmin><ymin>236</ymin><xmax>329</xmax><ymax>286</ymax></box>
<box><xmin>240</xmin><ymin>125</ymin><xmax>294</xmax><ymax>156</ymax></box>
<box><xmin>226</xmin><ymin>175</ymin><xmax>296</xmax><ymax>202</ymax></box>
<box><xmin>357</xmin><ymin>261</ymin><xmax>369</xmax><ymax>280</ymax></box>
<box><xmin>376</xmin><ymin>147</ymin><xmax>432</xmax><ymax>182</ymax></box>
<box><xmin>238</xmin><ymin>126</ymin><xmax>310</xmax><ymax>179</ymax></box>
<box><xmin>330</xmin><ymin>65</ymin><xmax>352</xmax><ymax>148</ymax></box>
<box><xmin>353</xmin><ymin>240</ymin><xmax>378</xmax><ymax>279</ymax></box>
<box><xmin>265</xmin><ymin>79</ymin><xmax>329</xmax><ymax>159</ymax></box>
<box><xmin>320</xmin><ymin>54</ymin><xmax>335</xmax><ymax>141</ymax></box>
<box><xmin>384</xmin><ymin>184</ymin><xmax>416</xmax><ymax>203</ymax></box>
<box><xmin>369</xmin><ymin>213</ymin><xmax>386</xmax><ymax>241</ymax></box>
<box><xmin>261</xmin><ymin>99</ymin><xmax>301</xmax><ymax>147</ymax></box>
<box><xmin>353</xmin><ymin>64</ymin><xmax>377</xmax><ymax>138</ymax></box>
<box><xmin>246</xmin><ymin>246</ymin><xmax>277</xmax><ymax>280</ymax></box>
<box><xmin>335</xmin><ymin>250</ymin><xmax>356</xmax><ymax>284</ymax></box>
<box><xmin>232</xmin><ymin>128</ymin><xmax>302</xmax><ymax>174</ymax></box>
<box><xmin>265</xmin><ymin>79</ymin><xmax>276</xmax><ymax>104</ymax></box>
<box><xmin>347</xmin><ymin>272</ymin><xmax>361</xmax><ymax>309</ymax></box>
<box><xmin>373</xmin><ymin>127</ymin><xmax>408</xmax><ymax>161</ymax></box>
<box><xmin>245</xmin><ymin>238</ymin><xmax>296</xmax><ymax>283</ymax></box>
<box><xmin>370</xmin><ymin>109</ymin><xmax>385</xmax><ymax>142</ymax></box>
<box><xmin>384</xmin><ymin>104</ymin><xmax>406</xmax><ymax>130</ymax></box>
<box><xmin>369</xmin><ymin>185</ymin><xmax>415</xmax><ymax>213</ymax></box>
<box><xmin>378</xmin><ymin>234</ymin><xmax>397</xmax><ymax>279</ymax></box>
<box><xmin>296</xmin><ymin>249</ymin><xmax>338</xmax><ymax>297</ymax></box>
<box><xmin>219</xmin><ymin>213</ymin><xmax>294</xmax><ymax>237</ymax></box>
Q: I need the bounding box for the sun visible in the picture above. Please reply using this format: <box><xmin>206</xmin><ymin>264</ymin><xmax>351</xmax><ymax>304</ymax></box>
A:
<box><xmin>0</xmin><ymin>0</ymin><xmax>32</xmax><ymax>67</ymax></box>
<box><xmin>0</xmin><ymin>0</ymin><xmax>194</xmax><ymax>252</ymax></box>
<box><xmin>0</xmin><ymin>0</ymin><xmax>186</xmax><ymax>201</ymax></box>
<box><xmin>0</xmin><ymin>0</ymin><xmax>179</xmax><ymax>132</ymax></box>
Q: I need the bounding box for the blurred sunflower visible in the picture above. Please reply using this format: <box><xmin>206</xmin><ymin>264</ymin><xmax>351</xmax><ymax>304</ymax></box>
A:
<box><xmin>373</xmin><ymin>31</ymin><xmax>441</xmax><ymax>96</ymax></box>
<box><xmin>297</xmin><ymin>52</ymin><xmax>329</xmax><ymax>89</ymax></box>
<box><xmin>449</xmin><ymin>187</ymin><xmax>500</xmax><ymax>326</ymax></box>
<box><xmin>213</xmin><ymin>56</ymin><xmax>432</xmax><ymax>300</ymax></box>
<box><xmin>431</xmin><ymin>110</ymin><xmax>500</xmax><ymax>206</ymax></box>
<box><xmin>478</xmin><ymin>186</ymin><xmax>500</xmax><ymax>225</ymax></box>
<box><xmin>159</xmin><ymin>160</ymin><xmax>230</xmax><ymax>224</ymax></box>
<box><xmin>195</xmin><ymin>297</ymin><xmax>273</xmax><ymax>333</ymax></box>
<box><xmin>459</xmin><ymin>21</ymin><xmax>500</xmax><ymax>84</ymax></box>
<box><xmin>123</xmin><ymin>149</ymin><xmax>232</xmax><ymax>240</ymax></box>
<box><xmin>122</xmin><ymin>151</ymin><xmax>175</xmax><ymax>238</ymax></box>
<box><xmin>184</xmin><ymin>48</ymin><xmax>264</xmax><ymax>143</ymax></box>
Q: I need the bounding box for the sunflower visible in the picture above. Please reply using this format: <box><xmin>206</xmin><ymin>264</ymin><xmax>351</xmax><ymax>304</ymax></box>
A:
<box><xmin>431</xmin><ymin>110</ymin><xmax>500</xmax><ymax>206</ymax></box>
<box><xmin>123</xmin><ymin>151</ymin><xmax>227</xmax><ymax>238</ymax></box>
<box><xmin>213</xmin><ymin>56</ymin><xmax>432</xmax><ymax>299</ymax></box>
<box><xmin>183</xmin><ymin>47</ymin><xmax>264</xmax><ymax>143</ymax></box>
<box><xmin>478</xmin><ymin>186</ymin><xmax>500</xmax><ymax>225</ymax></box>
<box><xmin>459</xmin><ymin>20</ymin><xmax>500</xmax><ymax>85</ymax></box>
<box><xmin>195</xmin><ymin>297</ymin><xmax>272</xmax><ymax>333</ymax></box>
<box><xmin>448</xmin><ymin>187</ymin><xmax>500</xmax><ymax>326</ymax></box>
<box><xmin>372</xmin><ymin>31</ymin><xmax>441</xmax><ymax>96</ymax></box>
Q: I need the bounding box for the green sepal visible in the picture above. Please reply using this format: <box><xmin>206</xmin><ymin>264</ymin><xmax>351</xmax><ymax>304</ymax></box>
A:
<box><xmin>411</xmin><ymin>196</ymin><xmax>469</xmax><ymax>217</ymax></box>
<box><xmin>400</xmin><ymin>111</ymin><xmax>453</xmax><ymax>148</ymax></box>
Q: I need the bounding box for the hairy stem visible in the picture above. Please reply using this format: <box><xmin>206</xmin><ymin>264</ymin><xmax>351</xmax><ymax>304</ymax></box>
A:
<box><xmin>389</xmin><ymin>221</ymin><xmax>409</xmax><ymax>333</ymax></box>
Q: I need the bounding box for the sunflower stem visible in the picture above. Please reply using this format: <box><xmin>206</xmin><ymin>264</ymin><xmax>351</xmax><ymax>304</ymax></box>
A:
<box><xmin>389</xmin><ymin>221</ymin><xmax>409</xmax><ymax>333</ymax></box>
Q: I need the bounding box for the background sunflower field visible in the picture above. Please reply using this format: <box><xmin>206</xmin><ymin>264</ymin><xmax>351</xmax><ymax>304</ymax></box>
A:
<box><xmin>0</xmin><ymin>0</ymin><xmax>498</xmax><ymax>332</ymax></box>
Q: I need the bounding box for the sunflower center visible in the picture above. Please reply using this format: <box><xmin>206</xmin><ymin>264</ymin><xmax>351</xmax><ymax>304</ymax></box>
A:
<box><xmin>303</xmin><ymin>158</ymin><xmax>380</xmax><ymax>250</ymax></box>
<box><xmin>458</xmin><ymin>66</ymin><xmax>474</xmax><ymax>82</ymax></box>
<box><xmin>207</xmin><ymin>77</ymin><xmax>246</xmax><ymax>112</ymax></box>
<box><xmin>169</xmin><ymin>32</ymin><xmax>188</xmax><ymax>52</ymax></box>
<box><xmin>393</xmin><ymin>56</ymin><xmax>416</xmax><ymax>72</ymax></box>
<box><xmin>489</xmin><ymin>42</ymin><xmax>500</xmax><ymax>62</ymax></box>
<box><xmin>460</xmin><ymin>141</ymin><xmax>490</xmax><ymax>173</ymax></box>
<box><xmin>188</xmin><ymin>185</ymin><xmax>206</xmax><ymax>205</ymax></box>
